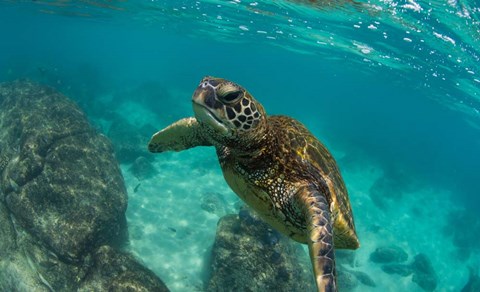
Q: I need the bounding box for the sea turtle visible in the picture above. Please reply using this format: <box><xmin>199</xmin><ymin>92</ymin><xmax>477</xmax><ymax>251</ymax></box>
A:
<box><xmin>148</xmin><ymin>76</ymin><xmax>359</xmax><ymax>291</ymax></box>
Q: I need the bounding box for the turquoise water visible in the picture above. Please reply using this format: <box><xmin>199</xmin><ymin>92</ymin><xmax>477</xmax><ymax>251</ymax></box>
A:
<box><xmin>1</xmin><ymin>0</ymin><xmax>479</xmax><ymax>291</ymax></box>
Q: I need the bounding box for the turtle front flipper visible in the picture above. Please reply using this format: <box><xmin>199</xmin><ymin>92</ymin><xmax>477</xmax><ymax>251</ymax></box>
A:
<box><xmin>148</xmin><ymin>117</ymin><xmax>212</xmax><ymax>153</ymax></box>
<box><xmin>302</xmin><ymin>188</ymin><xmax>337</xmax><ymax>292</ymax></box>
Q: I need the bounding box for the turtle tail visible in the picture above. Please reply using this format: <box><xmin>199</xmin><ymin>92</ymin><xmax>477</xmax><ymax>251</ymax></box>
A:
<box><xmin>304</xmin><ymin>189</ymin><xmax>337</xmax><ymax>292</ymax></box>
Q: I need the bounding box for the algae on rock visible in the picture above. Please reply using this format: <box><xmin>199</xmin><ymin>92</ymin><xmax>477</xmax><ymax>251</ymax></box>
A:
<box><xmin>0</xmin><ymin>80</ymin><xmax>168</xmax><ymax>291</ymax></box>
<box><xmin>207</xmin><ymin>207</ymin><xmax>315</xmax><ymax>291</ymax></box>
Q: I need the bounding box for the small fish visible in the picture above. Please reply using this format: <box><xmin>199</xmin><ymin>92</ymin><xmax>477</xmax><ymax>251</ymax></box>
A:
<box><xmin>168</xmin><ymin>227</ymin><xmax>177</xmax><ymax>233</ymax></box>
<box><xmin>133</xmin><ymin>183</ymin><xmax>141</xmax><ymax>193</ymax></box>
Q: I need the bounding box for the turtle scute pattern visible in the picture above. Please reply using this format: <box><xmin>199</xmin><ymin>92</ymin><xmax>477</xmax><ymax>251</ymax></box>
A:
<box><xmin>266</xmin><ymin>116</ymin><xmax>358</xmax><ymax>249</ymax></box>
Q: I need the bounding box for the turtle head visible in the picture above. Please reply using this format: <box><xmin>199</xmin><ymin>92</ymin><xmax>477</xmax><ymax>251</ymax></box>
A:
<box><xmin>192</xmin><ymin>76</ymin><xmax>267</xmax><ymax>147</ymax></box>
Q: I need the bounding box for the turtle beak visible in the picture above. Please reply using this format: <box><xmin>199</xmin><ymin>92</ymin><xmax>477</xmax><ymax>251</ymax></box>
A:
<box><xmin>192</xmin><ymin>78</ymin><xmax>229</xmax><ymax>134</ymax></box>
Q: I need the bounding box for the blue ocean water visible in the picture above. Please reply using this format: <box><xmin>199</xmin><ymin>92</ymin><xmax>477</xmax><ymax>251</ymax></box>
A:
<box><xmin>1</xmin><ymin>0</ymin><xmax>479</xmax><ymax>291</ymax></box>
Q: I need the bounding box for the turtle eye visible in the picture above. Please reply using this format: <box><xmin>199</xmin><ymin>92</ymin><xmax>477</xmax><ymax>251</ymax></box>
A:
<box><xmin>220</xmin><ymin>91</ymin><xmax>243</xmax><ymax>103</ymax></box>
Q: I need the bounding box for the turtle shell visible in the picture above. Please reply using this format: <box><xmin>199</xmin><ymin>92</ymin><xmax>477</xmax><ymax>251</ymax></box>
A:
<box><xmin>268</xmin><ymin>115</ymin><xmax>359</xmax><ymax>249</ymax></box>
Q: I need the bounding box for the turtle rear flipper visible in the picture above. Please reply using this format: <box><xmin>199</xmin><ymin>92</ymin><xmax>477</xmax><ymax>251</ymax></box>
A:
<box><xmin>148</xmin><ymin>117</ymin><xmax>211</xmax><ymax>153</ymax></box>
<box><xmin>301</xmin><ymin>187</ymin><xmax>337</xmax><ymax>292</ymax></box>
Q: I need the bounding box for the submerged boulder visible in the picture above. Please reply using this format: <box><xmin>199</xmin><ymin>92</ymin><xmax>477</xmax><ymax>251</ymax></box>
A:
<box><xmin>377</xmin><ymin>251</ymin><xmax>437</xmax><ymax>291</ymax></box>
<box><xmin>411</xmin><ymin>253</ymin><xmax>437</xmax><ymax>291</ymax></box>
<box><xmin>79</xmin><ymin>245</ymin><xmax>167</xmax><ymax>291</ymax></box>
<box><xmin>0</xmin><ymin>81</ymin><xmax>168</xmax><ymax>291</ymax></box>
<box><xmin>370</xmin><ymin>245</ymin><xmax>409</xmax><ymax>264</ymax></box>
<box><xmin>207</xmin><ymin>207</ymin><xmax>315</xmax><ymax>291</ymax></box>
<box><xmin>0</xmin><ymin>80</ymin><xmax>127</xmax><ymax>260</ymax></box>
<box><xmin>337</xmin><ymin>267</ymin><xmax>359</xmax><ymax>291</ymax></box>
<box><xmin>351</xmin><ymin>270</ymin><xmax>376</xmax><ymax>287</ymax></box>
<box><xmin>381</xmin><ymin>263</ymin><xmax>413</xmax><ymax>276</ymax></box>
<box><xmin>443</xmin><ymin>209</ymin><xmax>480</xmax><ymax>261</ymax></box>
<box><xmin>337</xmin><ymin>265</ymin><xmax>376</xmax><ymax>290</ymax></box>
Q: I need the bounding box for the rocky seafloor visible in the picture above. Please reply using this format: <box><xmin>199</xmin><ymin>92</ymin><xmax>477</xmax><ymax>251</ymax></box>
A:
<box><xmin>1</xmin><ymin>80</ymin><xmax>479</xmax><ymax>291</ymax></box>
<box><xmin>0</xmin><ymin>80</ymin><xmax>168</xmax><ymax>291</ymax></box>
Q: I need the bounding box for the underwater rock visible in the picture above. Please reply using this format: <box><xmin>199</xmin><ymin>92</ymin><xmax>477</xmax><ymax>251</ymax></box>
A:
<box><xmin>1</xmin><ymin>204</ymin><xmax>54</xmax><ymax>291</ymax></box>
<box><xmin>79</xmin><ymin>245</ymin><xmax>169</xmax><ymax>291</ymax></box>
<box><xmin>129</xmin><ymin>156</ymin><xmax>157</xmax><ymax>180</ymax></box>
<box><xmin>238</xmin><ymin>205</ymin><xmax>261</xmax><ymax>225</ymax></box>
<box><xmin>0</xmin><ymin>81</ymin><xmax>168</xmax><ymax>291</ymax></box>
<box><xmin>381</xmin><ymin>263</ymin><xmax>413</xmax><ymax>277</ymax></box>
<box><xmin>443</xmin><ymin>209</ymin><xmax>480</xmax><ymax>261</ymax></box>
<box><xmin>107</xmin><ymin>117</ymin><xmax>153</xmax><ymax>163</ymax></box>
<box><xmin>351</xmin><ymin>270</ymin><xmax>376</xmax><ymax>287</ymax></box>
<box><xmin>370</xmin><ymin>245</ymin><xmax>409</xmax><ymax>264</ymax></box>
<box><xmin>0</xmin><ymin>204</ymin><xmax>16</xmax><ymax>259</ymax></box>
<box><xmin>337</xmin><ymin>267</ymin><xmax>359</xmax><ymax>291</ymax></box>
<box><xmin>338</xmin><ymin>265</ymin><xmax>377</xmax><ymax>289</ymax></box>
<box><xmin>461</xmin><ymin>267</ymin><xmax>480</xmax><ymax>292</ymax></box>
<box><xmin>379</xmin><ymin>253</ymin><xmax>437</xmax><ymax>291</ymax></box>
<box><xmin>207</xmin><ymin>208</ymin><xmax>315</xmax><ymax>291</ymax></box>
<box><xmin>0</xmin><ymin>152</ymin><xmax>10</xmax><ymax>173</ymax></box>
<box><xmin>411</xmin><ymin>253</ymin><xmax>437</xmax><ymax>291</ymax></box>
<box><xmin>338</xmin><ymin>265</ymin><xmax>376</xmax><ymax>288</ymax></box>
<box><xmin>200</xmin><ymin>192</ymin><xmax>233</xmax><ymax>217</ymax></box>
<box><xmin>0</xmin><ymin>80</ymin><xmax>127</xmax><ymax>260</ymax></box>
